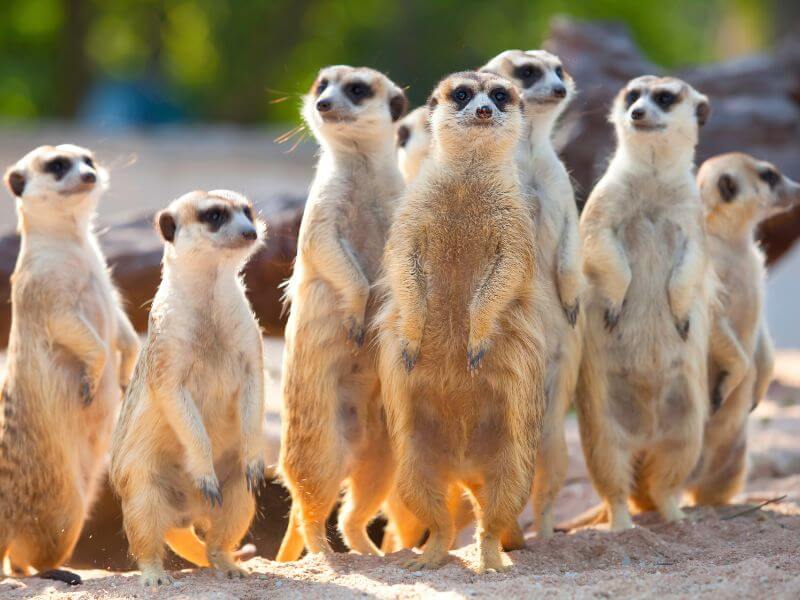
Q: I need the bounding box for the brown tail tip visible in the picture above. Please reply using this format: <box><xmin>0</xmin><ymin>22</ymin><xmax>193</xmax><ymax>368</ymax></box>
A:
<box><xmin>37</xmin><ymin>569</ymin><xmax>82</xmax><ymax>586</ymax></box>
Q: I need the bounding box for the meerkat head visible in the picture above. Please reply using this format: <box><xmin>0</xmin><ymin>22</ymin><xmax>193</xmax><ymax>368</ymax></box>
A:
<box><xmin>155</xmin><ymin>190</ymin><xmax>265</xmax><ymax>266</ymax></box>
<box><xmin>611</xmin><ymin>76</ymin><xmax>710</xmax><ymax>154</ymax></box>
<box><xmin>4</xmin><ymin>144</ymin><xmax>107</xmax><ymax>215</ymax></box>
<box><xmin>303</xmin><ymin>65</ymin><xmax>407</xmax><ymax>150</ymax></box>
<box><xmin>480</xmin><ymin>49</ymin><xmax>575</xmax><ymax>124</ymax></box>
<box><xmin>427</xmin><ymin>71</ymin><xmax>523</xmax><ymax>160</ymax></box>
<box><xmin>396</xmin><ymin>105</ymin><xmax>432</xmax><ymax>183</ymax></box>
<box><xmin>698</xmin><ymin>152</ymin><xmax>800</xmax><ymax>238</ymax></box>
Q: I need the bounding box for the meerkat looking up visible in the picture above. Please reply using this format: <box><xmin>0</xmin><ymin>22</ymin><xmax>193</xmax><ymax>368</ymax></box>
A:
<box><xmin>377</xmin><ymin>71</ymin><xmax>545</xmax><ymax>573</ymax></box>
<box><xmin>277</xmin><ymin>65</ymin><xmax>407</xmax><ymax>561</ymax></box>
<box><xmin>0</xmin><ymin>145</ymin><xmax>139</xmax><ymax>583</ymax></box>
<box><xmin>481</xmin><ymin>49</ymin><xmax>582</xmax><ymax>540</ymax></box>
<box><xmin>688</xmin><ymin>153</ymin><xmax>800</xmax><ymax>505</ymax></box>
<box><xmin>577</xmin><ymin>76</ymin><xmax>713</xmax><ymax>531</ymax></box>
<box><xmin>110</xmin><ymin>190</ymin><xmax>266</xmax><ymax>589</ymax></box>
<box><xmin>396</xmin><ymin>106</ymin><xmax>432</xmax><ymax>184</ymax></box>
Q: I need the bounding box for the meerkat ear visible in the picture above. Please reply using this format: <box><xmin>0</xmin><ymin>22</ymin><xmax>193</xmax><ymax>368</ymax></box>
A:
<box><xmin>389</xmin><ymin>90</ymin><xmax>408</xmax><ymax>122</ymax></box>
<box><xmin>695</xmin><ymin>98</ymin><xmax>711</xmax><ymax>127</ymax></box>
<box><xmin>396</xmin><ymin>124</ymin><xmax>410</xmax><ymax>148</ymax></box>
<box><xmin>427</xmin><ymin>94</ymin><xmax>438</xmax><ymax>110</ymax></box>
<box><xmin>156</xmin><ymin>210</ymin><xmax>177</xmax><ymax>243</ymax></box>
<box><xmin>717</xmin><ymin>173</ymin><xmax>738</xmax><ymax>202</ymax></box>
<box><xmin>4</xmin><ymin>169</ymin><xmax>26</xmax><ymax>197</ymax></box>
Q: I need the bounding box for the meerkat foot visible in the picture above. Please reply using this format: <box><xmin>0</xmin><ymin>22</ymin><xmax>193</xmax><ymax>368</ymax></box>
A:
<box><xmin>212</xmin><ymin>558</ymin><xmax>249</xmax><ymax>579</ymax></box>
<box><xmin>609</xmin><ymin>506</ymin><xmax>635</xmax><ymax>532</ymax></box>
<box><xmin>477</xmin><ymin>541</ymin><xmax>510</xmax><ymax>574</ymax></box>
<box><xmin>140</xmin><ymin>566</ymin><xmax>173</xmax><ymax>590</ymax></box>
<box><xmin>401</xmin><ymin>550</ymin><xmax>448</xmax><ymax>571</ymax></box>
<box><xmin>660</xmin><ymin>504</ymin><xmax>687</xmax><ymax>523</ymax></box>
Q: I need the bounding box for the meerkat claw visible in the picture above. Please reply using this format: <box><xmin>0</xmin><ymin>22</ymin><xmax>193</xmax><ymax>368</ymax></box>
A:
<box><xmin>198</xmin><ymin>476</ymin><xmax>223</xmax><ymax>508</ymax></box>
<box><xmin>467</xmin><ymin>345</ymin><xmax>486</xmax><ymax>372</ymax></box>
<box><xmin>676</xmin><ymin>318</ymin><xmax>690</xmax><ymax>341</ymax></box>
<box><xmin>79</xmin><ymin>373</ymin><xmax>94</xmax><ymax>406</ymax></box>
<box><xmin>564</xmin><ymin>301</ymin><xmax>580</xmax><ymax>327</ymax></box>
<box><xmin>711</xmin><ymin>373</ymin><xmax>726</xmax><ymax>413</ymax></box>
<box><xmin>604</xmin><ymin>307</ymin><xmax>621</xmax><ymax>332</ymax></box>
<box><xmin>246</xmin><ymin>460</ymin><xmax>266</xmax><ymax>493</ymax></box>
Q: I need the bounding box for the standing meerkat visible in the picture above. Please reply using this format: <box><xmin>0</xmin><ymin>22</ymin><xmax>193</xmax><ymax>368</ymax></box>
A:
<box><xmin>396</xmin><ymin>106</ymin><xmax>431</xmax><ymax>184</ymax></box>
<box><xmin>0</xmin><ymin>145</ymin><xmax>139</xmax><ymax>583</ymax></box>
<box><xmin>277</xmin><ymin>65</ymin><xmax>407</xmax><ymax>561</ymax></box>
<box><xmin>109</xmin><ymin>190</ymin><xmax>265</xmax><ymax>588</ymax></box>
<box><xmin>481</xmin><ymin>49</ymin><xmax>582</xmax><ymax>539</ymax></box>
<box><xmin>577</xmin><ymin>76</ymin><xmax>713</xmax><ymax>531</ymax></box>
<box><xmin>688</xmin><ymin>153</ymin><xmax>800</xmax><ymax>505</ymax></box>
<box><xmin>377</xmin><ymin>71</ymin><xmax>545</xmax><ymax>573</ymax></box>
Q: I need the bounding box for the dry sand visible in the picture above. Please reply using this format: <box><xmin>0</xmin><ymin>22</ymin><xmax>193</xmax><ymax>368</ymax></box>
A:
<box><xmin>2</xmin><ymin>351</ymin><xmax>800</xmax><ymax>599</ymax></box>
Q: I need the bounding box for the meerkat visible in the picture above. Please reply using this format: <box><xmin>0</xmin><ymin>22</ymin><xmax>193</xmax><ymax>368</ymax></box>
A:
<box><xmin>396</xmin><ymin>106</ymin><xmax>431</xmax><ymax>184</ymax></box>
<box><xmin>577</xmin><ymin>76</ymin><xmax>713</xmax><ymax>531</ymax></box>
<box><xmin>0</xmin><ymin>145</ymin><xmax>139</xmax><ymax>583</ymax></box>
<box><xmin>276</xmin><ymin>65</ymin><xmax>407</xmax><ymax>561</ymax></box>
<box><xmin>480</xmin><ymin>49</ymin><xmax>583</xmax><ymax>540</ymax></box>
<box><xmin>687</xmin><ymin>153</ymin><xmax>800</xmax><ymax>505</ymax></box>
<box><xmin>109</xmin><ymin>190</ymin><xmax>265</xmax><ymax>588</ymax></box>
<box><xmin>377</xmin><ymin>71</ymin><xmax>545</xmax><ymax>573</ymax></box>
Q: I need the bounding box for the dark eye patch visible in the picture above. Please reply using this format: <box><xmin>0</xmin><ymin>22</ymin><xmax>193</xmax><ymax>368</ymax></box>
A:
<box><xmin>512</xmin><ymin>64</ymin><xmax>543</xmax><ymax>88</ymax></box>
<box><xmin>397</xmin><ymin>124</ymin><xmax>411</xmax><ymax>148</ymax></box>
<box><xmin>450</xmin><ymin>85</ymin><xmax>473</xmax><ymax>110</ymax></box>
<box><xmin>243</xmin><ymin>205</ymin><xmax>254</xmax><ymax>223</ymax></box>
<box><xmin>83</xmin><ymin>156</ymin><xmax>94</xmax><ymax>168</ymax></box>
<box><xmin>653</xmin><ymin>90</ymin><xmax>677</xmax><ymax>111</ymax></box>
<box><xmin>555</xmin><ymin>66</ymin><xmax>564</xmax><ymax>80</ymax></box>
<box><xmin>315</xmin><ymin>79</ymin><xmax>328</xmax><ymax>96</ymax></box>
<box><xmin>43</xmin><ymin>156</ymin><xmax>72</xmax><ymax>181</ymax></box>
<box><xmin>759</xmin><ymin>169</ymin><xmax>780</xmax><ymax>189</ymax></box>
<box><xmin>197</xmin><ymin>205</ymin><xmax>230</xmax><ymax>231</ymax></box>
<box><xmin>490</xmin><ymin>87</ymin><xmax>510</xmax><ymax>111</ymax></box>
<box><xmin>624</xmin><ymin>89</ymin><xmax>641</xmax><ymax>108</ymax></box>
<box><xmin>344</xmin><ymin>81</ymin><xmax>374</xmax><ymax>104</ymax></box>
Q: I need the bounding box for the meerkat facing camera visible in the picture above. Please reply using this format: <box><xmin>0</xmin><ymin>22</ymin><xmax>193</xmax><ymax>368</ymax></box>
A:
<box><xmin>396</xmin><ymin>106</ymin><xmax>431</xmax><ymax>183</ymax></box>
<box><xmin>377</xmin><ymin>71</ymin><xmax>545</xmax><ymax>573</ymax></box>
<box><xmin>577</xmin><ymin>76</ymin><xmax>713</xmax><ymax>531</ymax></box>
<box><xmin>110</xmin><ymin>190</ymin><xmax>265</xmax><ymax>588</ymax></box>
<box><xmin>481</xmin><ymin>49</ymin><xmax>582</xmax><ymax>539</ymax></box>
<box><xmin>277</xmin><ymin>65</ymin><xmax>407</xmax><ymax>561</ymax></box>
<box><xmin>688</xmin><ymin>153</ymin><xmax>800</xmax><ymax>505</ymax></box>
<box><xmin>0</xmin><ymin>145</ymin><xmax>139</xmax><ymax>583</ymax></box>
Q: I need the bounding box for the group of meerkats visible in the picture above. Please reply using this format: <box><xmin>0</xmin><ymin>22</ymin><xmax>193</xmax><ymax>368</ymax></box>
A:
<box><xmin>0</xmin><ymin>48</ymin><xmax>798</xmax><ymax>588</ymax></box>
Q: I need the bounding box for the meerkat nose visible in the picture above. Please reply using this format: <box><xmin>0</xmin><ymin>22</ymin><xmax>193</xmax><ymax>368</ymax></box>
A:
<box><xmin>316</xmin><ymin>99</ymin><xmax>332</xmax><ymax>113</ymax></box>
<box><xmin>81</xmin><ymin>172</ymin><xmax>96</xmax><ymax>184</ymax></box>
<box><xmin>241</xmin><ymin>227</ymin><xmax>258</xmax><ymax>241</ymax></box>
<box><xmin>631</xmin><ymin>108</ymin><xmax>646</xmax><ymax>121</ymax></box>
<box><xmin>552</xmin><ymin>85</ymin><xmax>567</xmax><ymax>98</ymax></box>
<box><xmin>476</xmin><ymin>105</ymin><xmax>493</xmax><ymax>119</ymax></box>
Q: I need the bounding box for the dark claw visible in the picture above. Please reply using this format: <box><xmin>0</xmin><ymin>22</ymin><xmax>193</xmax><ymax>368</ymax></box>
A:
<box><xmin>401</xmin><ymin>347</ymin><xmax>418</xmax><ymax>372</ymax></box>
<box><xmin>676</xmin><ymin>318</ymin><xmax>690</xmax><ymax>341</ymax></box>
<box><xmin>347</xmin><ymin>319</ymin><xmax>365</xmax><ymax>347</ymax></box>
<box><xmin>467</xmin><ymin>346</ymin><xmax>486</xmax><ymax>372</ymax></box>
<box><xmin>79</xmin><ymin>376</ymin><xmax>93</xmax><ymax>406</ymax></box>
<box><xmin>564</xmin><ymin>301</ymin><xmax>580</xmax><ymax>328</ymax></box>
<box><xmin>750</xmin><ymin>398</ymin><xmax>761</xmax><ymax>413</ymax></box>
<box><xmin>604</xmin><ymin>308</ymin><xmax>620</xmax><ymax>332</ymax></box>
<box><xmin>199</xmin><ymin>477</ymin><xmax>223</xmax><ymax>508</ymax></box>
<box><xmin>711</xmin><ymin>373</ymin><xmax>726</xmax><ymax>413</ymax></box>
<box><xmin>246</xmin><ymin>460</ymin><xmax>266</xmax><ymax>493</ymax></box>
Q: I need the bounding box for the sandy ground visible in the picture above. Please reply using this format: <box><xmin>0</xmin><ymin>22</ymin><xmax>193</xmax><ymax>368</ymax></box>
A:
<box><xmin>1</xmin><ymin>347</ymin><xmax>800</xmax><ymax>598</ymax></box>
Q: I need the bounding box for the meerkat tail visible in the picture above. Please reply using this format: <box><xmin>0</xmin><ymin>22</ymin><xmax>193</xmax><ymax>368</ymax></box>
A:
<box><xmin>276</xmin><ymin>505</ymin><xmax>305</xmax><ymax>562</ymax></box>
<box><xmin>37</xmin><ymin>569</ymin><xmax>83</xmax><ymax>586</ymax></box>
<box><xmin>556</xmin><ymin>503</ymin><xmax>609</xmax><ymax>531</ymax></box>
<box><xmin>164</xmin><ymin>527</ymin><xmax>211</xmax><ymax>567</ymax></box>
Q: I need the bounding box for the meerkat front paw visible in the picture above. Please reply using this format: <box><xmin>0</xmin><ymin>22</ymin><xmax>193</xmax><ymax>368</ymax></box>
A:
<box><xmin>604</xmin><ymin>302</ymin><xmax>623</xmax><ymax>332</ymax></box>
<box><xmin>563</xmin><ymin>300</ymin><xmax>580</xmax><ymax>328</ymax></box>
<box><xmin>345</xmin><ymin>314</ymin><xmax>366</xmax><ymax>347</ymax></box>
<box><xmin>712</xmin><ymin>372</ymin><xmax>727</xmax><ymax>413</ymax></box>
<box><xmin>467</xmin><ymin>339</ymin><xmax>489</xmax><ymax>373</ymax></box>
<box><xmin>140</xmin><ymin>566</ymin><xmax>173</xmax><ymax>590</ymax></box>
<box><xmin>675</xmin><ymin>317</ymin><xmax>690</xmax><ymax>341</ymax></box>
<box><xmin>400</xmin><ymin>338</ymin><xmax>420</xmax><ymax>372</ymax></box>
<box><xmin>196</xmin><ymin>474</ymin><xmax>223</xmax><ymax>508</ymax></box>
<box><xmin>79</xmin><ymin>371</ymin><xmax>96</xmax><ymax>406</ymax></box>
<box><xmin>245</xmin><ymin>458</ymin><xmax>266</xmax><ymax>493</ymax></box>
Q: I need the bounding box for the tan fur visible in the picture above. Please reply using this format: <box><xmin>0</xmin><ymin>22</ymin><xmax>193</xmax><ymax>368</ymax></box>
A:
<box><xmin>396</xmin><ymin>106</ymin><xmax>432</xmax><ymax>183</ymax></box>
<box><xmin>577</xmin><ymin>76</ymin><xmax>713</xmax><ymax>531</ymax></box>
<box><xmin>377</xmin><ymin>72</ymin><xmax>546</xmax><ymax>573</ymax></box>
<box><xmin>0</xmin><ymin>145</ymin><xmax>138</xmax><ymax>575</ymax></box>
<box><xmin>688</xmin><ymin>153</ymin><xmax>800</xmax><ymax>505</ymax></box>
<box><xmin>277</xmin><ymin>66</ymin><xmax>407</xmax><ymax>561</ymax></box>
<box><xmin>109</xmin><ymin>190</ymin><xmax>266</xmax><ymax>588</ymax></box>
<box><xmin>481</xmin><ymin>49</ymin><xmax>583</xmax><ymax>539</ymax></box>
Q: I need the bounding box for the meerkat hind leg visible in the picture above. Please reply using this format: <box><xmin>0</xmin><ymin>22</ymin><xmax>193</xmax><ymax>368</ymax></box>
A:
<box><xmin>121</xmin><ymin>485</ymin><xmax>174</xmax><ymax>588</ymax></box>
<box><xmin>205</xmin><ymin>476</ymin><xmax>255</xmax><ymax>578</ymax></box>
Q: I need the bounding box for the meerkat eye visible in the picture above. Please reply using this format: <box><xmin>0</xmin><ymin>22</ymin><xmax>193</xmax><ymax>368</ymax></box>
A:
<box><xmin>555</xmin><ymin>66</ymin><xmax>564</xmax><ymax>80</ymax></box>
<box><xmin>243</xmin><ymin>206</ymin><xmax>254</xmax><ymax>222</ymax></box>
<box><xmin>491</xmin><ymin>88</ymin><xmax>509</xmax><ymax>104</ymax></box>
<box><xmin>44</xmin><ymin>157</ymin><xmax>71</xmax><ymax>176</ymax></box>
<box><xmin>513</xmin><ymin>64</ymin><xmax>543</xmax><ymax>87</ymax></box>
<box><xmin>759</xmin><ymin>169</ymin><xmax>780</xmax><ymax>189</ymax></box>
<box><xmin>198</xmin><ymin>206</ymin><xmax>229</xmax><ymax>228</ymax></box>
<box><xmin>316</xmin><ymin>79</ymin><xmax>328</xmax><ymax>95</ymax></box>
<box><xmin>624</xmin><ymin>90</ymin><xmax>641</xmax><ymax>108</ymax></box>
<box><xmin>83</xmin><ymin>156</ymin><xmax>95</xmax><ymax>168</ymax></box>
<box><xmin>654</xmin><ymin>91</ymin><xmax>676</xmax><ymax>109</ymax></box>
<box><xmin>450</xmin><ymin>86</ymin><xmax>473</xmax><ymax>108</ymax></box>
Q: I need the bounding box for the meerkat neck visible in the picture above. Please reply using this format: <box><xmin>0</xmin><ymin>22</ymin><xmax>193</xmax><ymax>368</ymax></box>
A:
<box><xmin>161</xmin><ymin>253</ymin><xmax>243</xmax><ymax>308</ymax></box>
<box><xmin>518</xmin><ymin>111</ymin><xmax>560</xmax><ymax>171</ymax></box>
<box><xmin>431</xmin><ymin>141</ymin><xmax>514</xmax><ymax>176</ymax></box>
<box><xmin>612</xmin><ymin>139</ymin><xmax>695</xmax><ymax>182</ymax></box>
<box><xmin>16</xmin><ymin>199</ymin><xmax>95</xmax><ymax>242</ymax></box>
<box><xmin>707</xmin><ymin>216</ymin><xmax>758</xmax><ymax>248</ymax></box>
<box><xmin>322</xmin><ymin>131</ymin><xmax>397</xmax><ymax>171</ymax></box>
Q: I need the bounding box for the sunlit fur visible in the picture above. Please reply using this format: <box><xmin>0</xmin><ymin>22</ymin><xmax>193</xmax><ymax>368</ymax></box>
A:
<box><xmin>0</xmin><ymin>145</ymin><xmax>139</xmax><ymax>575</ymax></box>
<box><xmin>377</xmin><ymin>71</ymin><xmax>546</xmax><ymax>573</ymax></box>
<box><xmin>689</xmin><ymin>153</ymin><xmax>800</xmax><ymax>505</ymax></box>
<box><xmin>110</xmin><ymin>190</ymin><xmax>266</xmax><ymax>588</ymax></box>
<box><xmin>481</xmin><ymin>49</ymin><xmax>583</xmax><ymax>539</ymax></box>
<box><xmin>577</xmin><ymin>76</ymin><xmax>714</xmax><ymax>531</ymax></box>
<box><xmin>396</xmin><ymin>106</ymin><xmax>432</xmax><ymax>183</ymax></box>
<box><xmin>277</xmin><ymin>65</ymin><xmax>407</xmax><ymax>561</ymax></box>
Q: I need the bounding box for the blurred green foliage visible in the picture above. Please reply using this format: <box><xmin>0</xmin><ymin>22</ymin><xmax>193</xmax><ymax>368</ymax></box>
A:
<box><xmin>0</xmin><ymin>0</ymin><xmax>777</xmax><ymax>124</ymax></box>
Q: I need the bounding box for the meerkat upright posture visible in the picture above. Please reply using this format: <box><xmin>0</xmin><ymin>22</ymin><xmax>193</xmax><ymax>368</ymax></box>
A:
<box><xmin>0</xmin><ymin>145</ymin><xmax>139</xmax><ymax>581</ymax></box>
<box><xmin>688</xmin><ymin>153</ymin><xmax>800</xmax><ymax>505</ymax></box>
<box><xmin>577</xmin><ymin>76</ymin><xmax>713</xmax><ymax>531</ymax></box>
<box><xmin>110</xmin><ymin>190</ymin><xmax>265</xmax><ymax>588</ymax></box>
<box><xmin>378</xmin><ymin>72</ymin><xmax>545</xmax><ymax>573</ymax></box>
<box><xmin>481</xmin><ymin>49</ymin><xmax>582</xmax><ymax>539</ymax></box>
<box><xmin>277</xmin><ymin>66</ymin><xmax>407</xmax><ymax>561</ymax></box>
<box><xmin>396</xmin><ymin>106</ymin><xmax>431</xmax><ymax>184</ymax></box>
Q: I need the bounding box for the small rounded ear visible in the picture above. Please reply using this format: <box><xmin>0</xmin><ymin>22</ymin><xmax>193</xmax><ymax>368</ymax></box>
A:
<box><xmin>396</xmin><ymin>124</ymin><xmax>411</xmax><ymax>148</ymax></box>
<box><xmin>389</xmin><ymin>90</ymin><xmax>408</xmax><ymax>122</ymax></box>
<box><xmin>696</xmin><ymin>99</ymin><xmax>711</xmax><ymax>127</ymax></box>
<box><xmin>156</xmin><ymin>210</ymin><xmax>177</xmax><ymax>243</ymax></box>
<box><xmin>717</xmin><ymin>173</ymin><xmax>738</xmax><ymax>202</ymax></box>
<box><xmin>4</xmin><ymin>169</ymin><xmax>26</xmax><ymax>197</ymax></box>
<box><xmin>427</xmin><ymin>94</ymin><xmax>438</xmax><ymax>110</ymax></box>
